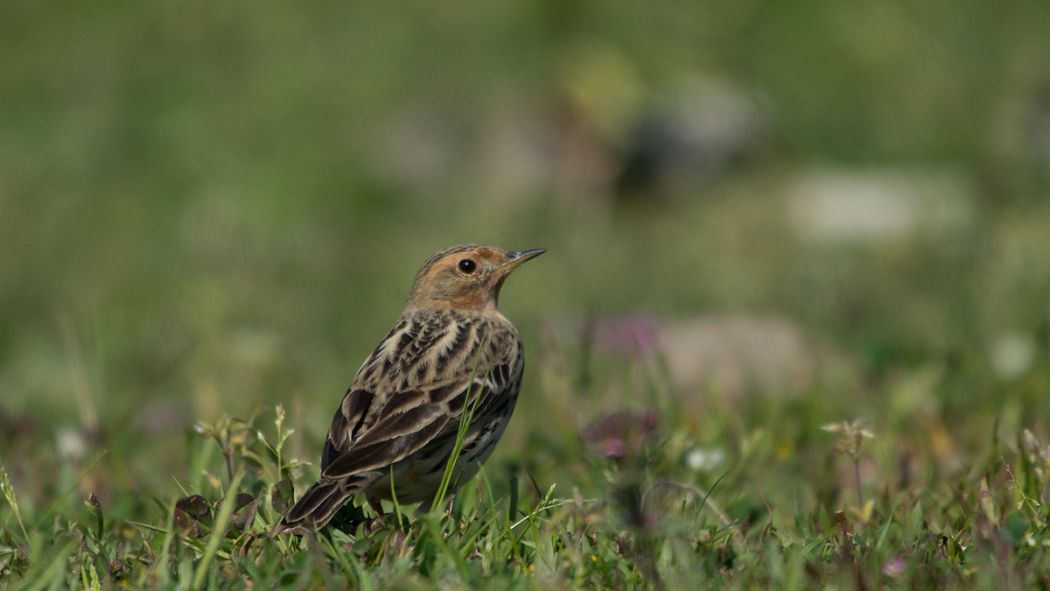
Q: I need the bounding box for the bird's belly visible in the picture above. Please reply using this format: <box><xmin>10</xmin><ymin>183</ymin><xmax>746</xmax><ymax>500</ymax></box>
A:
<box><xmin>367</xmin><ymin>412</ymin><xmax>512</xmax><ymax>505</ymax></box>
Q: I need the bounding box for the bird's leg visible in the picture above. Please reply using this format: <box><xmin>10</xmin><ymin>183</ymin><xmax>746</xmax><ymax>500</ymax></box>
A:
<box><xmin>366</xmin><ymin>496</ymin><xmax>385</xmax><ymax>519</ymax></box>
<box><xmin>365</xmin><ymin>496</ymin><xmax>386</xmax><ymax>532</ymax></box>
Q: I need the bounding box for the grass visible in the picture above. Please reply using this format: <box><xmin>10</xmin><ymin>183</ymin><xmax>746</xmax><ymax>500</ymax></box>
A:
<box><xmin>2</xmin><ymin>0</ymin><xmax>1050</xmax><ymax>588</ymax></box>
<box><xmin>1</xmin><ymin>354</ymin><xmax>1049</xmax><ymax>588</ymax></box>
<box><xmin>429</xmin><ymin>335</ymin><xmax>491</xmax><ymax>516</ymax></box>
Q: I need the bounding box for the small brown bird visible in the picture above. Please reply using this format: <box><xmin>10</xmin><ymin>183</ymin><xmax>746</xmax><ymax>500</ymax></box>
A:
<box><xmin>279</xmin><ymin>244</ymin><xmax>544</xmax><ymax>533</ymax></box>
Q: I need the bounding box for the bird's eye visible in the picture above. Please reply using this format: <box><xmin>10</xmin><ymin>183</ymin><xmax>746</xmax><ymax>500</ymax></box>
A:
<box><xmin>457</xmin><ymin>259</ymin><xmax>477</xmax><ymax>274</ymax></box>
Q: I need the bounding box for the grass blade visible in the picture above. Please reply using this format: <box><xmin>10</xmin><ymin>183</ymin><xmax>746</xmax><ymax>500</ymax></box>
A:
<box><xmin>191</xmin><ymin>471</ymin><xmax>244</xmax><ymax>590</ymax></box>
<box><xmin>0</xmin><ymin>461</ymin><xmax>29</xmax><ymax>542</ymax></box>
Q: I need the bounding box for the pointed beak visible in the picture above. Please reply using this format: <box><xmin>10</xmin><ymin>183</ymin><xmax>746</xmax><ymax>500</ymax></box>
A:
<box><xmin>500</xmin><ymin>248</ymin><xmax>546</xmax><ymax>273</ymax></box>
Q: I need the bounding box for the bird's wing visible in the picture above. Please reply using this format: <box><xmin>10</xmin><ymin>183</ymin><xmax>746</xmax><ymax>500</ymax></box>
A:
<box><xmin>319</xmin><ymin>370</ymin><xmax>502</xmax><ymax>480</ymax></box>
<box><xmin>318</xmin><ymin>316</ymin><xmax>520</xmax><ymax>481</ymax></box>
<box><xmin>320</xmin><ymin>388</ymin><xmax>373</xmax><ymax>472</ymax></box>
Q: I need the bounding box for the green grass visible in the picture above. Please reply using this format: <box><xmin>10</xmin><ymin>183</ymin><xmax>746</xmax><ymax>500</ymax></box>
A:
<box><xmin>3</xmin><ymin>0</ymin><xmax>1050</xmax><ymax>588</ymax></box>
<box><xmin>2</xmin><ymin>356</ymin><xmax>1050</xmax><ymax>588</ymax></box>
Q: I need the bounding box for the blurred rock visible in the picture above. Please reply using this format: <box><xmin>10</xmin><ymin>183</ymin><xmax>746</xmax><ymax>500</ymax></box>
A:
<box><xmin>378</xmin><ymin>66</ymin><xmax>768</xmax><ymax>210</ymax></box>
<box><xmin>377</xmin><ymin>95</ymin><xmax>616</xmax><ymax>204</ymax></box>
<box><xmin>614</xmin><ymin>76</ymin><xmax>769</xmax><ymax>201</ymax></box>
<box><xmin>656</xmin><ymin>315</ymin><xmax>819</xmax><ymax>398</ymax></box>
<box><xmin>788</xmin><ymin>169</ymin><xmax>973</xmax><ymax>242</ymax></box>
<box><xmin>476</xmin><ymin>96</ymin><xmax>615</xmax><ymax>205</ymax></box>
<box><xmin>580</xmin><ymin>312</ymin><xmax>839</xmax><ymax>399</ymax></box>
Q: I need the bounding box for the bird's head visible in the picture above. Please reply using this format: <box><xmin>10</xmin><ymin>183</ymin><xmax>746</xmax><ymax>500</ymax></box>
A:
<box><xmin>404</xmin><ymin>244</ymin><xmax>545</xmax><ymax>313</ymax></box>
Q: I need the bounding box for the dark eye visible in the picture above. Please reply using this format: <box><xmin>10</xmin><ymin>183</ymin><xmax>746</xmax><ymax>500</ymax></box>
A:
<box><xmin>457</xmin><ymin>258</ymin><xmax>477</xmax><ymax>274</ymax></box>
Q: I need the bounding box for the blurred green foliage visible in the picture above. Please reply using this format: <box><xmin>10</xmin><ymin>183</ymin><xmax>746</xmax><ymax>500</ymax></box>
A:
<box><xmin>1</xmin><ymin>1</ymin><xmax>1050</xmax><ymax>587</ymax></box>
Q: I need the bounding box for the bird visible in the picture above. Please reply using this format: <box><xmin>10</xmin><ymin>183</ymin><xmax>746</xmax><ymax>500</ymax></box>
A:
<box><xmin>278</xmin><ymin>244</ymin><xmax>545</xmax><ymax>533</ymax></box>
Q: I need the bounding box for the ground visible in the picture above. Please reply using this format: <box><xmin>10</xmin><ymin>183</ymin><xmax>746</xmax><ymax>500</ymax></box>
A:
<box><xmin>2</xmin><ymin>1</ymin><xmax>1050</xmax><ymax>588</ymax></box>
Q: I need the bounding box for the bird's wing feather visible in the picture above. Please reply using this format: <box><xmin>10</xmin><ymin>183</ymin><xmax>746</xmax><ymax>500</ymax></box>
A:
<box><xmin>320</xmin><ymin>388</ymin><xmax>373</xmax><ymax>471</ymax></box>
<box><xmin>320</xmin><ymin>378</ymin><xmax>497</xmax><ymax>479</ymax></box>
<box><xmin>318</xmin><ymin>314</ymin><xmax>518</xmax><ymax>481</ymax></box>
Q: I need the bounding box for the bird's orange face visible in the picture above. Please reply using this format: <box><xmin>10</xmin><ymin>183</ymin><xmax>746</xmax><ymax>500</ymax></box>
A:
<box><xmin>406</xmin><ymin>245</ymin><xmax>545</xmax><ymax>312</ymax></box>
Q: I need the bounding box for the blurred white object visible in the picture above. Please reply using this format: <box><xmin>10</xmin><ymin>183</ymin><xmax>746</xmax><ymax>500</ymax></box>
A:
<box><xmin>988</xmin><ymin>332</ymin><xmax>1035</xmax><ymax>380</ymax></box>
<box><xmin>684</xmin><ymin>446</ymin><xmax>726</xmax><ymax>472</ymax></box>
<box><xmin>56</xmin><ymin>426</ymin><xmax>87</xmax><ymax>462</ymax></box>
<box><xmin>788</xmin><ymin>169</ymin><xmax>972</xmax><ymax>241</ymax></box>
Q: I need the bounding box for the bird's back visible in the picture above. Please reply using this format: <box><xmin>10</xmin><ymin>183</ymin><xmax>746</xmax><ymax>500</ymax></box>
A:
<box><xmin>287</xmin><ymin>309</ymin><xmax>524</xmax><ymax>529</ymax></box>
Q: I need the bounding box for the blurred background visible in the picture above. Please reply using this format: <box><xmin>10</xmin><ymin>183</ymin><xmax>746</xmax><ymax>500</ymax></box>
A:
<box><xmin>1</xmin><ymin>1</ymin><xmax>1049</xmax><ymax>513</ymax></box>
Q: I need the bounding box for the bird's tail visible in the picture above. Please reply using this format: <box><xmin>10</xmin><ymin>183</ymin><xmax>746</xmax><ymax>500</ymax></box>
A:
<box><xmin>276</xmin><ymin>474</ymin><xmax>378</xmax><ymax>535</ymax></box>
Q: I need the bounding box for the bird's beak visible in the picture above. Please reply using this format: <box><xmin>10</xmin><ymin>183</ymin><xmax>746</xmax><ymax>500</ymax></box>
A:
<box><xmin>500</xmin><ymin>248</ymin><xmax>546</xmax><ymax>273</ymax></box>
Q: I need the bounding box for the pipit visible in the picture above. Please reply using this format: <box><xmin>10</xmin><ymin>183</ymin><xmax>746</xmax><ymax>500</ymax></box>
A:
<box><xmin>279</xmin><ymin>244</ymin><xmax>544</xmax><ymax>533</ymax></box>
